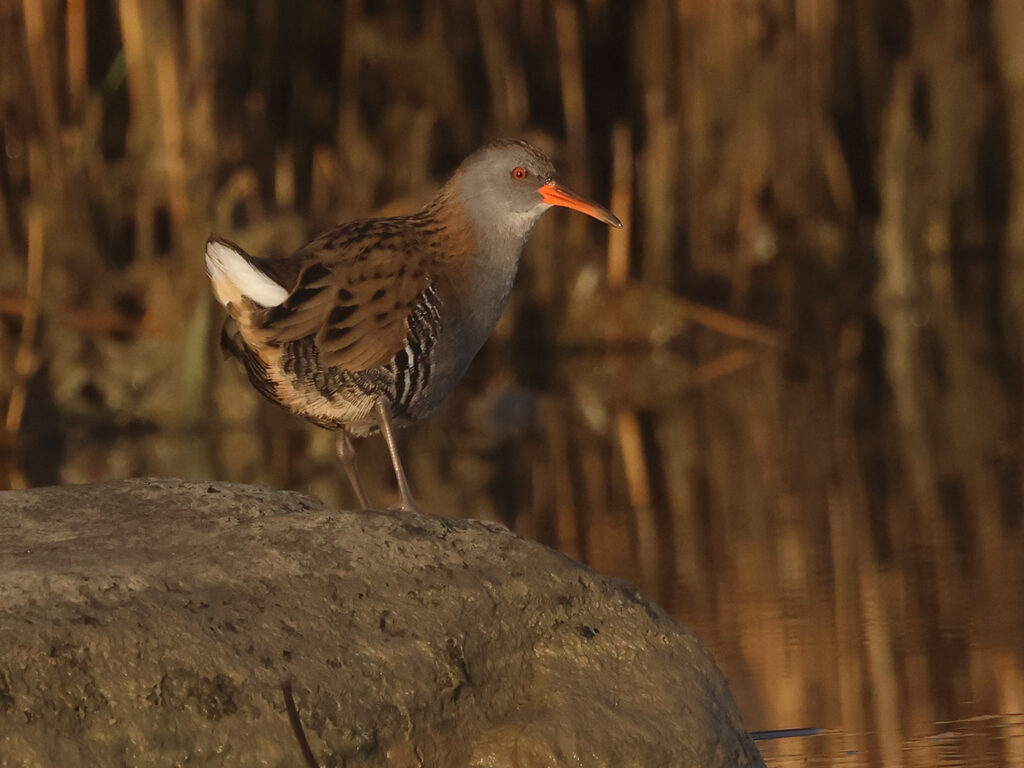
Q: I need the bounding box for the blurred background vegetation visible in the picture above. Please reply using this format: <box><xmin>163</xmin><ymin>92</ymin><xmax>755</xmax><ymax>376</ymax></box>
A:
<box><xmin>3</xmin><ymin>1</ymin><xmax>1024</xmax><ymax>765</ymax></box>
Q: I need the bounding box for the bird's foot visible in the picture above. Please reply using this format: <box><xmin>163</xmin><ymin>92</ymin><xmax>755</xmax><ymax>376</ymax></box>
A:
<box><xmin>388</xmin><ymin>499</ymin><xmax>423</xmax><ymax>516</ymax></box>
<box><xmin>467</xmin><ymin>518</ymin><xmax>510</xmax><ymax>533</ymax></box>
<box><xmin>384</xmin><ymin>502</ymin><xmax>508</xmax><ymax>533</ymax></box>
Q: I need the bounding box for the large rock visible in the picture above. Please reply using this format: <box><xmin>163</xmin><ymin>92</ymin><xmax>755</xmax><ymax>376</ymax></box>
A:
<box><xmin>0</xmin><ymin>478</ymin><xmax>764</xmax><ymax>767</ymax></box>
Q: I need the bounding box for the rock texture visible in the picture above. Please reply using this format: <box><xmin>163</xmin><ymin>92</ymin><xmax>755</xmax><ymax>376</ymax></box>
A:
<box><xmin>0</xmin><ymin>478</ymin><xmax>764</xmax><ymax>767</ymax></box>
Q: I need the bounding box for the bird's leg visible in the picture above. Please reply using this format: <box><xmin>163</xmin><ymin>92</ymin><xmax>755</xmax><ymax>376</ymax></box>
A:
<box><xmin>335</xmin><ymin>430</ymin><xmax>372</xmax><ymax>510</ymax></box>
<box><xmin>374</xmin><ymin>399</ymin><xmax>420</xmax><ymax>514</ymax></box>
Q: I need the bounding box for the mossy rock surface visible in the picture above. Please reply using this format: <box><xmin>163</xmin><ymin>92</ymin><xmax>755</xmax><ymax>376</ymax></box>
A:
<box><xmin>0</xmin><ymin>478</ymin><xmax>764</xmax><ymax>767</ymax></box>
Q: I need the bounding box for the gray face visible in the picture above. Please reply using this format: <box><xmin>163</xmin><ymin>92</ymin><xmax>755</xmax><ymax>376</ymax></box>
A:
<box><xmin>458</xmin><ymin>139</ymin><xmax>557</xmax><ymax>224</ymax></box>
<box><xmin>443</xmin><ymin>139</ymin><xmax>620</xmax><ymax>367</ymax></box>
<box><xmin>454</xmin><ymin>138</ymin><xmax>621</xmax><ymax>249</ymax></box>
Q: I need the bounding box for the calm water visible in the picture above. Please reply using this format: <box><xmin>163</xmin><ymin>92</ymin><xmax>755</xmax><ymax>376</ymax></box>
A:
<box><xmin>6</xmin><ymin>342</ymin><xmax>1024</xmax><ymax>768</ymax></box>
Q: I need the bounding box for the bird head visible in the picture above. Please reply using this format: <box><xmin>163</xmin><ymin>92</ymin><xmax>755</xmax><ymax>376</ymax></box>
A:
<box><xmin>455</xmin><ymin>139</ymin><xmax>622</xmax><ymax>241</ymax></box>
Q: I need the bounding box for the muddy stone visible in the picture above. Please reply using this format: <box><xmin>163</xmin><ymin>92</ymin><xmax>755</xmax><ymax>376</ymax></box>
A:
<box><xmin>0</xmin><ymin>478</ymin><xmax>764</xmax><ymax>767</ymax></box>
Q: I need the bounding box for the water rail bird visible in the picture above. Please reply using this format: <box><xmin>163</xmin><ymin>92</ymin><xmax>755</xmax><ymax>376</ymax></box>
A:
<box><xmin>206</xmin><ymin>138</ymin><xmax>622</xmax><ymax>513</ymax></box>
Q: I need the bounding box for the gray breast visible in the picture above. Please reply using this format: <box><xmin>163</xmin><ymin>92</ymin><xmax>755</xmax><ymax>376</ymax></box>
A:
<box><xmin>398</xmin><ymin>249</ymin><xmax>524</xmax><ymax>422</ymax></box>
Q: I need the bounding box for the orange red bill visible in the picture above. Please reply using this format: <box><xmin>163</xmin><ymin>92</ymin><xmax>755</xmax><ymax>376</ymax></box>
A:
<box><xmin>538</xmin><ymin>180</ymin><xmax>623</xmax><ymax>228</ymax></box>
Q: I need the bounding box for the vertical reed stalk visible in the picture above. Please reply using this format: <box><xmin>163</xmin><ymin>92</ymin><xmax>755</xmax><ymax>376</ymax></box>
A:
<box><xmin>554</xmin><ymin>0</ymin><xmax>587</xmax><ymax>182</ymax></box>
<box><xmin>156</xmin><ymin>40</ymin><xmax>189</xmax><ymax>224</ymax></box>
<box><xmin>65</xmin><ymin>0</ymin><xmax>87</xmax><ymax>117</ymax></box>
<box><xmin>606</xmin><ymin>124</ymin><xmax>633</xmax><ymax>287</ymax></box>
<box><xmin>21</xmin><ymin>0</ymin><xmax>62</xmax><ymax>183</ymax></box>
<box><xmin>616</xmin><ymin>411</ymin><xmax>659</xmax><ymax>590</ymax></box>
<box><xmin>5</xmin><ymin>208</ymin><xmax>45</xmax><ymax>439</ymax></box>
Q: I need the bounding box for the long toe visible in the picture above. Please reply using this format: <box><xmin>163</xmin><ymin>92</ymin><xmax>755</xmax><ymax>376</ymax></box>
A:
<box><xmin>466</xmin><ymin>518</ymin><xmax>510</xmax><ymax>533</ymax></box>
<box><xmin>388</xmin><ymin>500</ymin><xmax>423</xmax><ymax>515</ymax></box>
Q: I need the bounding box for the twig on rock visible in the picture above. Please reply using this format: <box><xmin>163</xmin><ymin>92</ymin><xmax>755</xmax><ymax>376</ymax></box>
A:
<box><xmin>281</xmin><ymin>679</ymin><xmax>320</xmax><ymax>768</ymax></box>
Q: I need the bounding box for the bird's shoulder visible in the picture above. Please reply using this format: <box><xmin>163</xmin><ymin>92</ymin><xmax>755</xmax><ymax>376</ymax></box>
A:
<box><xmin>292</xmin><ymin>215</ymin><xmax>432</xmax><ymax>268</ymax></box>
<box><xmin>249</xmin><ymin>215</ymin><xmax>438</xmax><ymax>373</ymax></box>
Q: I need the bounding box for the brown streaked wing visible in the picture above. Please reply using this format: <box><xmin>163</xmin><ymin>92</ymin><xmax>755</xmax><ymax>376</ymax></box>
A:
<box><xmin>251</xmin><ymin>221</ymin><xmax>431</xmax><ymax>373</ymax></box>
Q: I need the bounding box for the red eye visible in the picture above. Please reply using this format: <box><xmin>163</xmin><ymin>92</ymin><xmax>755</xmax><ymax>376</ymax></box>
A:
<box><xmin>512</xmin><ymin>166</ymin><xmax>528</xmax><ymax>180</ymax></box>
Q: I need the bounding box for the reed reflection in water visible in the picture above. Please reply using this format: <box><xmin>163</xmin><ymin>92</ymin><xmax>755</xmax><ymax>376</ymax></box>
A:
<box><xmin>2</xmin><ymin>2</ymin><xmax>1024</xmax><ymax>767</ymax></box>
<box><xmin>24</xmin><ymin>328</ymin><xmax>1024</xmax><ymax>768</ymax></box>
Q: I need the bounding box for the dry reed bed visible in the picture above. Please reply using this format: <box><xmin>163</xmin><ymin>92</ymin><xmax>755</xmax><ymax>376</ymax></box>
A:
<box><xmin>2</xmin><ymin>2</ymin><xmax>1024</xmax><ymax>765</ymax></box>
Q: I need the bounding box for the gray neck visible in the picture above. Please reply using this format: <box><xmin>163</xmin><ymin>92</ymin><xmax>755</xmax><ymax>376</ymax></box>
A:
<box><xmin>442</xmin><ymin>174</ymin><xmax>539</xmax><ymax>336</ymax></box>
<box><xmin>403</xmin><ymin>175</ymin><xmax>547</xmax><ymax>417</ymax></box>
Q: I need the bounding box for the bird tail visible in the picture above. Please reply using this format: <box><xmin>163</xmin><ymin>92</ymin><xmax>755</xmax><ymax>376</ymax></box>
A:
<box><xmin>205</xmin><ymin>235</ymin><xmax>289</xmax><ymax>309</ymax></box>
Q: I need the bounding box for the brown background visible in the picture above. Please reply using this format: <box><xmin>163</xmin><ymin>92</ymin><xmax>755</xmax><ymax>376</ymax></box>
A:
<box><xmin>2</xmin><ymin>2</ymin><xmax>1024</xmax><ymax>766</ymax></box>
